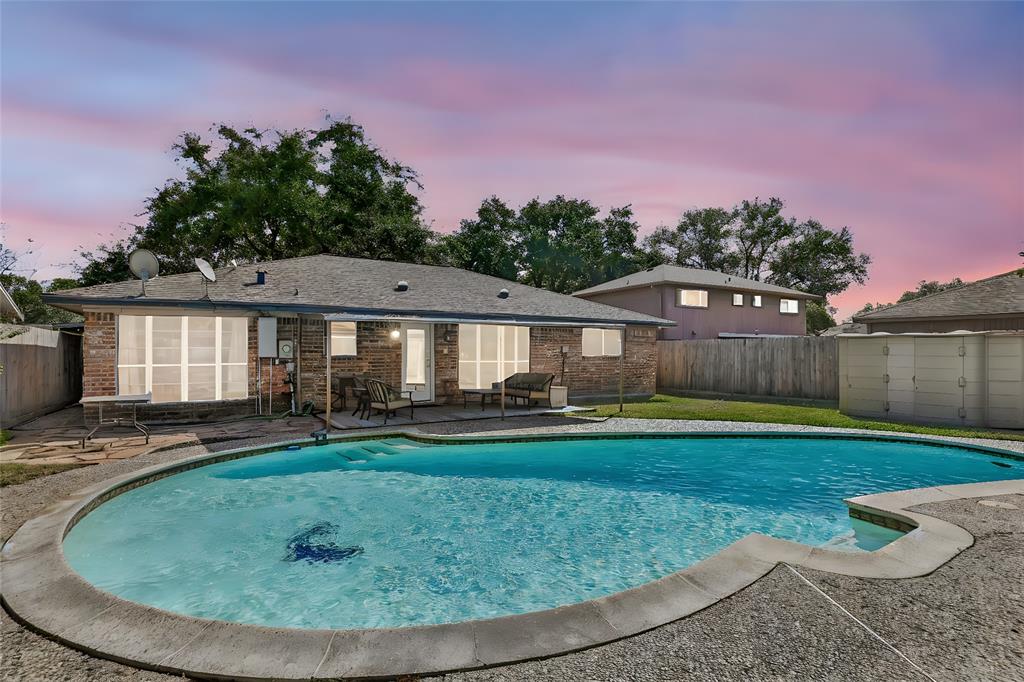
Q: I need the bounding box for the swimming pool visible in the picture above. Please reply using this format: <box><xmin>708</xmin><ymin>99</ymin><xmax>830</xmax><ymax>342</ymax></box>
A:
<box><xmin>62</xmin><ymin>434</ymin><xmax>1020</xmax><ymax>629</ymax></box>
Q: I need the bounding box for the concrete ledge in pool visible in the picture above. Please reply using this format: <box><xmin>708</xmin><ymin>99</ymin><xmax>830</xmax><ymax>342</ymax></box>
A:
<box><xmin>2</xmin><ymin>431</ymin><xmax>1022</xmax><ymax>680</ymax></box>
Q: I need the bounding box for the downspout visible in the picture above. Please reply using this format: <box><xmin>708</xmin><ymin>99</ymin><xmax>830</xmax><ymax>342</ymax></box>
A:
<box><xmin>619</xmin><ymin>330</ymin><xmax>624</xmax><ymax>413</ymax></box>
<box><xmin>325</xmin><ymin>321</ymin><xmax>331</xmax><ymax>432</ymax></box>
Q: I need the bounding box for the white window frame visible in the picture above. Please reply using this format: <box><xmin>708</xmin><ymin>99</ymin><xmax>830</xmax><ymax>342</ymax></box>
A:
<box><xmin>117</xmin><ymin>315</ymin><xmax>248</xmax><ymax>403</ymax></box>
<box><xmin>330</xmin><ymin>321</ymin><xmax>357</xmax><ymax>357</ymax></box>
<box><xmin>752</xmin><ymin>295</ymin><xmax>762</xmax><ymax>308</ymax></box>
<box><xmin>780</xmin><ymin>299</ymin><xmax>800</xmax><ymax>314</ymax></box>
<box><xmin>677</xmin><ymin>289</ymin><xmax>708</xmax><ymax>308</ymax></box>
<box><xmin>732</xmin><ymin>293</ymin><xmax>744</xmax><ymax>306</ymax></box>
<box><xmin>458</xmin><ymin>324</ymin><xmax>530</xmax><ymax>389</ymax></box>
<box><xmin>582</xmin><ymin>328</ymin><xmax>622</xmax><ymax>357</ymax></box>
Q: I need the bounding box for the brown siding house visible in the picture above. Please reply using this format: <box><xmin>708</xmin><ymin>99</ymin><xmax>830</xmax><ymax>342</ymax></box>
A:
<box><xmin>45</xmin><ymin>255</ymin><xmax>671</xmax><ymax>423</ymax></box>
<box><xmin>852</xmin><ymin>271</ymin><xmax>1024</xmax><ymax>333</ymax></box>
<box><xmin>574</xmin><ymin>265</ymin><xmax>819</xmax><ymax>340</ymax></box>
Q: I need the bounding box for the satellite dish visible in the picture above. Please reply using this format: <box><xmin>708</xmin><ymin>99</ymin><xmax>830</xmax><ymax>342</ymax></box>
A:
<box><xmin>128</xmin><ymin>249</ymin><xmax>159</xmax><ymax>296</ymax></box>
<box><xmin>195</xmin><ymin>257</ymin><xmax>216</xmax><ymax>283</ymax></box>
<box><xmin>128</xmin><ymin>249</ymin><xmax>159</xmax><ymax>281</ymax></box>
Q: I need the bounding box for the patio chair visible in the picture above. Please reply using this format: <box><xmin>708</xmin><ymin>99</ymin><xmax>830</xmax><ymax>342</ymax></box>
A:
<box><xmin>364</xmin><ymin>379</ymin><xmax>415</xmax><ymax>424</ymax></box>
<box><xmin>500</xmin><ymin>372</ymin><xmax>555</xmax><ymax>408</ymax></box>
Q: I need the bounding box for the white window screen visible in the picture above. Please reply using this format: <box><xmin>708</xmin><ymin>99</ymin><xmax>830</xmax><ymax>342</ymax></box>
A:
<box><xmin>330</xmin><ymin>322</ymin><xmax>357</xmax><ymax>356</ymax></box>
<box><xmin>780</xmin><ymin>299</ymin><xmax>799</xmax><ymax>314</ymax></box>
<box><xmin>582</xmin><ymin>328</ymin><xmax>622</xmax><ymax>357</ymax></box>
<box><xmin>677</xmin><ymin>289</ymin><xmax>708</xmax><ymax>307</ymax></box>
<box><xmin>458</xmin><ymin>324</ymin><xmax>529</xmax><ymax>389</ymax></box>
<box><xmin>117</xmin><ymin>315</ymin><xmax>248</xmax><ymax>403</ymax></box>
<box><xmin>752</xmin><ymin>295</ymin><xmax>762</xmax><ymax>308</ymax></box>
<box><xmin>732</xmin><ymin>293</ymin><xmax>744</xmax><ymax>306</ymax></box>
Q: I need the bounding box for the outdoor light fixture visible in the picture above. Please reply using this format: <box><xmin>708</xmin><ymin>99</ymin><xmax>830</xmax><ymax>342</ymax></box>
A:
<box><xmin>389</xmin><ymin>328</ymin><xmax>401</xmax><ymax>340</ymax></box>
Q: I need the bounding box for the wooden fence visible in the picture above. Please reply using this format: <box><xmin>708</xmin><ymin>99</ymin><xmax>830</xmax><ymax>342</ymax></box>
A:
<box><xmin>0</xmin><ymin>326</ymin><xmax>83</xmax><ymax>427</ymax></box>
<box><xmin>657</xmin><ymin>337</ymin><xmax>839</xmax><ymax>401</ymax></box>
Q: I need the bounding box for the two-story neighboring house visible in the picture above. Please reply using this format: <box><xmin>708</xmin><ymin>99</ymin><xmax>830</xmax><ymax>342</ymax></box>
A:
<box><xmin>573</xmin><ymin>264</ymin><xmax>819</xmax><ymax>340</ymax></box>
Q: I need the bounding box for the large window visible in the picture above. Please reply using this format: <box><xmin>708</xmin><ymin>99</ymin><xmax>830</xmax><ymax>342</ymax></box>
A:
<box><xmin>117</xmin><ymin>315</ymin><xmax>248</xmax><ymax>403</ymax></box>
<box><xmin>582</xmin><ymin>328</ymin><xmax>622</xmax><ymax>357</ymax></box>
<box><xmin>458</xmin><ymin>324</ymin><xmax>529</xmax><ymax>389</ymax></box>
<box><xmin>677</xmin><ymin>289</ymin><xmax>708</xmax><ymax>308</ymax></box>
<box><xmin>779</xmin><ymin>299</ymin><xmax>800</xmax><ymax>314</ymax></box>
<box><xmin>330</xmin><ymin>321</ymin><xmax>357</xmax><ymax>356</ymax></box>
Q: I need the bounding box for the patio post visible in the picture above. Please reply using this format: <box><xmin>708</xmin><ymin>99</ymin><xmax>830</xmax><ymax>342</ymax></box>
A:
<box><xmin>500</xmin><ymin>377</ymin><xmax>505</xmax><ymax>420</ymax></box>
<box><xmin>618</xmin><ymin>331</ymin><xmax>624</xmax><ymax>413</ymax></box>
<box><xmin>325</xmin><ymin>321</ymin><xmax>331</xmax><ymax>432</ymax></box>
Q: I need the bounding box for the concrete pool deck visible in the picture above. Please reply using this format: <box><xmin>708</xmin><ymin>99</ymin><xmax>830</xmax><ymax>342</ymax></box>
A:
<box><xmin>2</xmin><ymin>417</ymin><xmax>1023</xmax><ymax>681</ymax></box>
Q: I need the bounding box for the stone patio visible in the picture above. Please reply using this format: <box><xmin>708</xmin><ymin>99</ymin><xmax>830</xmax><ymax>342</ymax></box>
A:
<box><xmin>0</xmin><ymin>402</ymin><xmax>569</xmax><ymax>467</ymax></box>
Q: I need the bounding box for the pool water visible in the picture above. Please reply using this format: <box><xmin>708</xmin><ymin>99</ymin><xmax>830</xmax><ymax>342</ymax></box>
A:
<box><xmin>63</xmin><ymin>436</ymin><xmax>1019</xmax><ymax>629</ymax></box>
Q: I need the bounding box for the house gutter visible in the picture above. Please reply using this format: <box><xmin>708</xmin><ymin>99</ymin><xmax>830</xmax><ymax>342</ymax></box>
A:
<box><xmin>40</xmin><ymin>294</ymin><xmax>675</xmax><ymax>328</ymax></box>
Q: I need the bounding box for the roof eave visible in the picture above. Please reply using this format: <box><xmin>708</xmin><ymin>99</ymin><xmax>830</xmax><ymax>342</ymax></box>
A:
<box><xmin>854</xmin><ymin>311</ymin><xmax>1024</xmax><ymax>323</ymax></box>
<box><xmin>40</xmin><ymin>294</ymin><xmax>675</xmax><ymax>328</ymax></box>
<box><xmin>575</xmin><ymin>282</ymin><xmax>821</xmax><ymax>300</ymax></box>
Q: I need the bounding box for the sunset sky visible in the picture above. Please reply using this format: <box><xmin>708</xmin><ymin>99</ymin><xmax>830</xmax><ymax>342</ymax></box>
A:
<box><xmin>2</xmin><ymin>1</ymin><xmax>1021</xmax><ymax>320</ymax></box>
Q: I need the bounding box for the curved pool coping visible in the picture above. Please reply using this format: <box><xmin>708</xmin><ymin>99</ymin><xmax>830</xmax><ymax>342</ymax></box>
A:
<box><xmin>2</xmin><ymin>430</ymin><xmax>1022</xmax><ymax>681</ymax></box>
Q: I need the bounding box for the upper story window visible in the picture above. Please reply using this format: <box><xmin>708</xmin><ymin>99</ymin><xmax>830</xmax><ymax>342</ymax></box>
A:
<box><xmin>752</xmin><ymin>295</ymin><xmax>762</xmax><ymax>308</ymax></box>
<box><xmin>117</xmin><ymin>315</ymin><xmax>248</xmax><ymax>403</ymax></box>
<box><xmin>582</xmin><ymin>328</ymin><xmax>622</xmax><ymax>357</ymax></box>
<box><xmin>780</xmin><ymin>299</ymin><xmax>800</xmax><ymax>314</ymax></box>
<box><xmin>732</xmin><ymin>293</ymin><xmax>744</xmax><ymax>306</ymax></box>
<box><xmin>330</xmin><ymin>321</ymin><xmax>357</xmax><ymax>356</ymax></box>
<box><xmin>677</xmin><ymin>289</ymin><xmax>708</xmax><ymax>308</ymax></box>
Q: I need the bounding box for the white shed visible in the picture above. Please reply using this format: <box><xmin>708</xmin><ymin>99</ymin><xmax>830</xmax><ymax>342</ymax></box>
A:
<box><xmin>838</xmin><ymin>331</ymin><xmax>1024</xmax><ymax>429</ymax></box>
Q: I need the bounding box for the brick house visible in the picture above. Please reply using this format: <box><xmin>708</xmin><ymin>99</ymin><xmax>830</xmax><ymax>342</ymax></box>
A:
<box><xmin>573</xmin><ymin>264</ymin><xmax>819</xmax><ymax>340</ymax></box>
<box><xmin>43</xmin><ymin>255</ymin><xmax>671</xmax><ymax>423</ymax></box>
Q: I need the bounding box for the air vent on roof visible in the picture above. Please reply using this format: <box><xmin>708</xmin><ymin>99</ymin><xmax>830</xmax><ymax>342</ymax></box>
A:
<box><xmin>255</xmin><ymin>271</ymin><xmax>266</xmax><ymax>285</ymax></box>
<box><xmin>498</xmin><ymin>288</ymin><xmax>509</xmax><ymax>299</ymax></box>
<box><xmin>395</xmin><ymin>280</ymin><xmax>409</xmax><ymax>292</ymax></box>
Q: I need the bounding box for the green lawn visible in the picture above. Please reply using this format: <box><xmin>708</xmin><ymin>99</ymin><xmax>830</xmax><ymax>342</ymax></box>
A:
<box><xmin>0</xmin><ymin>462</ymin><xmax>83</xmax><ymax>487</ymax></box>
<box><xmin>0</xmin><ymin>429</ymin><xmax>9</xmax><ymax>447</ymax></box>
<box><xmin>593</xmin><ymin>394</ymin><xmax>1024</xmax><ymax>443</ymax></box>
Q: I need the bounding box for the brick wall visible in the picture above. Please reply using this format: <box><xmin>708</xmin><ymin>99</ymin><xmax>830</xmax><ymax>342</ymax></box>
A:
<box><xmin>82</xmin><ymin>311</ymin><xmax>256</xmax><ymax>424</ymax></box>
<box><xmin>433</xmin><ymin>324</ymin><xmax>460</xmax><ymax>404</ymax></box>
<box><xmin>80</xmin><ymin>314</ymin><xmax>658</xmax><ymax>424</ymax></box>
<box><xmin>82</xmin><ymin>311</ymin><xmax>116</xmax><ymax>398</ymax></box>
<box><xmin>529</xmin><ymin>325</ymin><xmax>657</xmax><ymax>400</ymax></box>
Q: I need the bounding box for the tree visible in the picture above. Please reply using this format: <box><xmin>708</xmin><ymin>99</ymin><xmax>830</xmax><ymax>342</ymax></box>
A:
<box><xmin>640</xmin><ymin>207</ymin><xmax>738</xmax><ymax>272</ymax></box>
<box><xmin>0</xmin><ymin>275</ymin><xmax>81</xmax><ymax>324</ymax></box>
<box><xmin>641</xmin><ymin>197</ymin><xmax>870</xmax><ymax>300</ymax></box>
<box><xmin>895</xmin><ymin>278</ymin><xmax>965</xmax><ymax>303</ymax></box>
<box><xmin>442</xmin><ymin>196</ymin><xmax>643</xmax><ymax>293</ymax></box>
<box><xmin>75</xmin><ymin>236</ymin><xmax>136</xmax><ymax>287</ymax></box>
<box><xmin>805</xmin><ymin>300</ymin><xmax>837</xmax><ymax>334</ymax></box>
<box><xmin>0</xmin><ymin>226</ymin><xmax>79</xmax><ymax>324</ymax></box>
<box><xmin>73</xmin><ymin>118</ymin><xmax>435</xmax><ymax>283</ymax></box>
<box><xmin>438</xmin><ymin>197</ymin><xmax>520</xmax><ymax>281</ymax></box>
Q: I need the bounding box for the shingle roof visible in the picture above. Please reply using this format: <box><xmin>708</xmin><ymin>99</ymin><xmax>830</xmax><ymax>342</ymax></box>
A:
<box><xmin>853</xmin><ymin>271</ymin><xmax>1024</xmax><ymax>322</ymax></box>
<box><xmin>573</xmin><ymin>264</ymin><xmax>819</xmax><ymax>299</ymax></box>
<box><xmin>43</xmin><ymin>255</ymin><xmax>673</xmax><ymax>327</ymax></box>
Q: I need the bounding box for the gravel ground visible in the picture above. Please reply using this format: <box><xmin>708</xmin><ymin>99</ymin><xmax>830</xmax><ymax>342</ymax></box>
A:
<box><xmin>2</xmin><ymin>416</ymin><xmax>1022</xmax><ymax>681</ymax></box>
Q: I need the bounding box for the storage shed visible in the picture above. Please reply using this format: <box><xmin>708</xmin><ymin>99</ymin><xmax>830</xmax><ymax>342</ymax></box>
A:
<box><xmin>838</xmin><ymin>331</ymin><xmax>1024</xmax><ymax>429</ymax></box>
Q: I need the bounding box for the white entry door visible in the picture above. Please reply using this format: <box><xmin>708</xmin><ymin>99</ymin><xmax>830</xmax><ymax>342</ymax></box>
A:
<box><xmin>401</xmin><ymin>323</ymin><xmax>434</xmax><ymax>402</ymax></box>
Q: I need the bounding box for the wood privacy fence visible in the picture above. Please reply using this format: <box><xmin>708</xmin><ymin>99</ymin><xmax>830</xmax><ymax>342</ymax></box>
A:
<box><xmin>657</xmin><ymin>337</ymin><xmax>839</xmax><ymax>401</ymax></box>
<box><xmin>0</xmin><ymin>326</ymin><xmax>83</xmax><ymax>427</ymax></box>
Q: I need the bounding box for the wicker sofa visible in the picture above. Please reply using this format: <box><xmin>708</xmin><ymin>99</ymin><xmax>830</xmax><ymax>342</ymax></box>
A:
<box><xmin>499</xmin><ymin>372</ymin><xmax>555</xmax><ymax>407</ymax></box>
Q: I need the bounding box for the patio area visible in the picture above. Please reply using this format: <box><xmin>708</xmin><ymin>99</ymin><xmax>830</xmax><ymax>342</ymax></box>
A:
<box><xmin>1</xmin><ymin>401</ymin><xmax>585</xmax><ymax>468</ymax></box>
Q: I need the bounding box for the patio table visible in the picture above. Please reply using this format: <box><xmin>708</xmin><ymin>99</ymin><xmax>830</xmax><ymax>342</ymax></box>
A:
<box><xmin>79</xmin><ymin>393</ymin><xmax>152</xmax><ymax>447</ymax></box>
<box><xmin>462</xmin><ymin>387</ymin><xmax>503</xmax><ymax>411</ymax></box>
